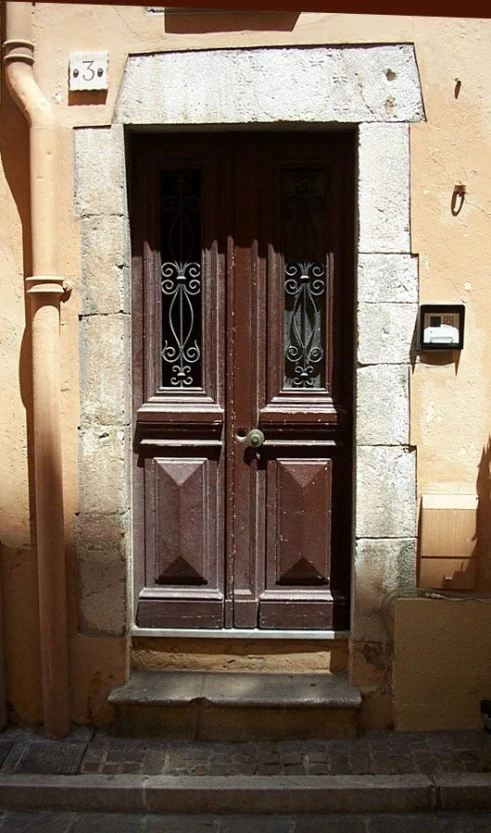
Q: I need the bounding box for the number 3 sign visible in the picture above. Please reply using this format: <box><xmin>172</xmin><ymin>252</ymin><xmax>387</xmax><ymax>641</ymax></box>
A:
<box><xmin>69</xmin><ymin>52</ymin><xmax>108</xmax><ymax>91</ymax></box>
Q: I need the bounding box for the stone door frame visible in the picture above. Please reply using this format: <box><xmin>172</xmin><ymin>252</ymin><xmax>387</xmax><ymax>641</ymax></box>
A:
<box><xmin>73</xmin><ymin>44</ymin><xmax>424</xmax><ymax>682</ymax></box>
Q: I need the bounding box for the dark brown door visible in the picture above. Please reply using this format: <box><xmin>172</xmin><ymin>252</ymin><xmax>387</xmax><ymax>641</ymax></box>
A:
<box><xmin>131</xmin><ymin>132</ymin><xmax>355</xmax><ymax>631</ymax></box>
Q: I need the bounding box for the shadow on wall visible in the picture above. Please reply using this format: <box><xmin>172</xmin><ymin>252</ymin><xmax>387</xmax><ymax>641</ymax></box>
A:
<box><xmin>415</xmin><ymin>436</ymin><xmax>491</xmax><ymax>594</ymax></box>
<box><xmin>162</xmin><ymin>9</ymin><xmax>300</xmax><ymax>34</ymax></box>
<box><xmin>0</xmin><ymin>52</ymin><xmax>41</xmax><ymax>724</ymax></box>
<box><xmin>476</xmin><ymin>437</ymin><xmax>491</xmax><ymax>593</ymax></box>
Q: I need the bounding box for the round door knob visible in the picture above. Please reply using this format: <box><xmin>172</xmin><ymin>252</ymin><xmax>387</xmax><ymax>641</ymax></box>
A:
<box><xmin>239</xmin><ymin>428</ymin><xmax>265</xmax><ymax>448</ymax></box>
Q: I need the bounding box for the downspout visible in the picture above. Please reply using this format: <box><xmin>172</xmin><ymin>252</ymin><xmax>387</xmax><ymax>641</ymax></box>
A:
<box><xmin>3</xmin><ymin>2</ymin><xmax>69</xmax><ymax>737</ymax></box>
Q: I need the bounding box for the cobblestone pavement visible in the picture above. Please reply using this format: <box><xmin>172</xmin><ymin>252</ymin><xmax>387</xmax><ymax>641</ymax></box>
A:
<box><xmin>1</xmin><ymin>726</ymin><xmax>491</xmax><ymax>777</ymax></box>
<box><xmin>0</xmin><ymin>813</ymin><xmax>491</xmax><ymax>832</ymax></box>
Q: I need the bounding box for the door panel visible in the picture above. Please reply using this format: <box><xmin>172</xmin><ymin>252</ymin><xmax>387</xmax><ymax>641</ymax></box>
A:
<box><xmin>131</xmin><ymin>131</ymin><xmax>354</xmax><ymax>631</ymax></box>
<box><xmin>149</xmin><ymin>455</ymin><xmax>219</xmax><ymax>588</ymax></box>
<box><xmin>268</xmin><ymin>457</ymin><xmax>332</xmax><ymax>588</ymax></box>
<box><xmin>137</xmin><ymin>449</ymin><xmax>224</xmax><ymax>629</ymax></box>
<box><xmin>132</xmin><ymin>135</ymin><xmax>228</xmax><ymax>628</ymax></box>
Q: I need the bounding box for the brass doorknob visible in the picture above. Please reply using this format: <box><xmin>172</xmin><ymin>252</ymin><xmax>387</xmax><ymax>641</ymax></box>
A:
<box><xmin>238</xmin><ymin>428</ymin><xmax>265</xmax><ymax>448</ymax></box>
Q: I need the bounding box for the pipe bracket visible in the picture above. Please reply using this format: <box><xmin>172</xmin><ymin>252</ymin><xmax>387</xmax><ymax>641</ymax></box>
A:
<box><xmin>26</xmin><ymin>275</ymin><xmax>65</xmax><ymax>296</ymax></box>
<box><xmin>3</xmin><ymin>39</ymin><xmax>35</xmax><ymax>66</ymax></box>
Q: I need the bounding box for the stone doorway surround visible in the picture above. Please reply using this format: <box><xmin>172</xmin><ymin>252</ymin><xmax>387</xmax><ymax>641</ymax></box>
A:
<box><xmin>73</xmin><ymin>44</ymin><xmax>425</xmax><ymax>710</ymax></box>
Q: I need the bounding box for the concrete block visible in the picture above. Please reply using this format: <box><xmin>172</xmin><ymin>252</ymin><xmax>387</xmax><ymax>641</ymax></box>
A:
<box><xmin>357</xmin><ymin>365</ymin><xmax>409</xmax><ymax>445</ymax></box>
<box><xmin>81</xmin><ymin>216</ymin><xmax>130</xmax><ymax>315</ymax></box>
<box><xmin>358</xmin><ymin>123</ymin><xmax>410</xmax><ymax>253</ymax></box>
<box><xmin>78</xmin><ymin>426</ymin><xmax>129</xmax><ymax>514</ymax></box>
<box><xmin>356</xmin><ymin>446</ymin><xmax>416</xmax><ymax>539</ymax></box>
<box><xmin>0</xmin><ymin>811</ymin><xmax>77</xmax><ymax>832</ymax></box>
<box><xmin>358</xmin><ymin>303</ymin><xmax>417</xmax><ymax>365</ymax></box>
<box><xmin>352</xmin><ymin>540</ymin><xmax>416</xmax><ymax>642</ymax></box>
<box><xmin>74</xmin><ymin>126</ymin><xmax>127</xmax><ymax>218</ymax></box>
<box><xmin>358</xmin><ymin>254</ymin><xmax>418</xmax><ymax>304</ymax></box>
<box><xmin>80</xmin><ymin>314</ymin><xmax>130</xmax><ymax>427</ymax></box>
<box><xmin>115</xmin><ymin>46</ymin><xmax>424</xmax><ymax>125</ymax></box>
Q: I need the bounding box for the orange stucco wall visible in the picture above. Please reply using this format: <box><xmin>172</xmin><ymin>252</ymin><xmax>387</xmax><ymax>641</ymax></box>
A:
<box><xmin>1</xmin><ymin>7</ymin><xmax>491</xmax><ymax>727</ymax></box>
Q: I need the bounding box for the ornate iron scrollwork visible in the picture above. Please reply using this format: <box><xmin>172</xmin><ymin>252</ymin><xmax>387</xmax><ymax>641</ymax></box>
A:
<box><xmin>283</xmin><ymin>169</ymin><xmax>327</xmax><ymax>389</ymax></box>
<box><xmin>161</xmin><ymin>170</ymin><xmax>202</xmax><ymax>389</ymax></box>
<box><xmin>284</xmin><ymin>262</ymin><xmax>326</xmax><ymax>387</ymax></box>
<box><xmin>161</xmin><ymin>261</ymin><xmax>201</xmax><ymax>387</ymax></box>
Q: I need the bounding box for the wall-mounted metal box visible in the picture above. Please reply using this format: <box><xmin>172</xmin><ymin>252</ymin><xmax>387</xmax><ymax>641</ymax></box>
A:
<box><xmin>419</xmin><ymin>304</ymin><xmax>465</xmax><ymax>351</ymax></box>
<box><xmin>419</xmin><ymin>494</ymin><xmax>478</xmax><ymax>591</ymax></box>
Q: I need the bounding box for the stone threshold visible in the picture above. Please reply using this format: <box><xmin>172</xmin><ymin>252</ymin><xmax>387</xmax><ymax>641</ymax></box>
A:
<box><xmin>130</xmin><ymin>628</ymin><xmax>350</xmax><ymax>640</ymax></box>
<box><xmin>108</xmin><ymin>671</ymin><xmax>362</xmax><ymax>740</ymax></box>
<box><xmin>109</xmin><ymin>671</ymin><xmax>361</xmax><ymax>709</ymax></box>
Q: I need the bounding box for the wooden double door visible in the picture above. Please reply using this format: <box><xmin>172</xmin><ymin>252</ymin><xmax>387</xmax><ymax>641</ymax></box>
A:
<box><xmin>131</xmin><ymin>131</ymin><xmax>355</xmax><ymax>631</ymax></box>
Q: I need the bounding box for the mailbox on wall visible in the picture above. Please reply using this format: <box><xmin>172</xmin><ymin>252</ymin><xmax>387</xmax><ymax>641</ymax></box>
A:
<box><xmin>419</xmin><ymin>304</ymin><xmax>465</xmax><ymax>351</ymax></box>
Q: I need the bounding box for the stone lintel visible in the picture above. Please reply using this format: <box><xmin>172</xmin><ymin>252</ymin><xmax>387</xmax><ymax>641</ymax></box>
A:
<box><xmin>115</xmin><ymin>45</ymin><xmax>425</xmax><ymax>126</ymax></box>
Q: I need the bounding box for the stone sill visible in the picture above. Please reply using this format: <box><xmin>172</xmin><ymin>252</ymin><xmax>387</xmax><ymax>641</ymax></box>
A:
<box><xmin>130</xmin><ymin>627</ymin><xmax>350</xmax><ymax>640</ymax></box>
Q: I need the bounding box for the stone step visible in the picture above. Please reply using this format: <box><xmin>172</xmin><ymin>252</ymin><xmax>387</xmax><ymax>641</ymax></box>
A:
<box><xmin>108</xmin><ymin>671</ymin><xmax>362</xmax><ymax>741</ymax></box>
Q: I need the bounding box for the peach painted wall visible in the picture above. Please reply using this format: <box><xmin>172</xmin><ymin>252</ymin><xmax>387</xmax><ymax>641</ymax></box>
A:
<box><xmin>1</xmin><ymin>6</ymin><xmax>490</xmax><ymax>726</ymax></box>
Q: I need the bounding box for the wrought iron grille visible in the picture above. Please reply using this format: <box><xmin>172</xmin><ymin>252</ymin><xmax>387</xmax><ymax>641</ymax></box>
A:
<box><xmin>160</xmin><ymin>169</ymin><xmax>202</xmax><ymax>389</ymax></box>
<box><xmin>285</xmin><ymin>262</ymin><xmax>326</xmax><ymax>387</ymax></box>
<box><xmin>283</xmin><ymin>169</ymin><xmax>327</xmax><ymax>389</ymax></box>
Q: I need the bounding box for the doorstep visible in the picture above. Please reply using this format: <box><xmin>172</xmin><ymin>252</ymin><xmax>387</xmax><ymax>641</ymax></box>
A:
<box><xmin>108</xmin><ymin>671</ymin><xmax>362</xmax><ymax>740</ymax></box>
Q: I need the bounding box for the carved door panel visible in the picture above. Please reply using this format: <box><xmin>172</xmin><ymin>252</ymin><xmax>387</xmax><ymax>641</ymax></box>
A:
<box><xmin>131</xmin><ymin>132</ymin><xmax>354</xmax><ymax>630</ymax></box>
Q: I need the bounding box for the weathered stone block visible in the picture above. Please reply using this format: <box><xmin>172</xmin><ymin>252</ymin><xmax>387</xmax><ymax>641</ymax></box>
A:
<box><xmin>75</xmin><ymin>513</ymin><xmax>129</xmax><ymax>636</ymax></box>
<box><xmin>81</xmin><ymin>216</ymin><xmax>130</xmax><ymax>315</ymax></box>
<box><xmin>76</xmin><ymin>511</ymin><xmax>129</xmax><ymax>551</ymax></box>
<box><xmin>358</xmin><ymin>254</ymin><xmax>418</xmax><ymax>304</ymax></box>
<box><xmin>357</xmin><ymin>365</ymin><xmax>409</xmax><ymax>446</ymax></box>
<box><xmin>352</xmin><ymin>539</ymin><xmax>416</xmax><ymax>643</ymax></box>
<box><xmin>356</xmin><ymin>446</ymin><xmax>416</xmax><ymax>538</ymax></box>
<box><xmin>74</xmin><ymin>126</ymin><xmax>127</xmax><ymax>217</ymax></box>
<box><xmin>79</xmin><ymin>426</ymin><xmax>129</xmax><ymax>514</ymax></box>
<box><xmin>358</xmin><ymin>123</ymin><xmax>410</xmax><ymax>253</ymax></box>
<box><xmin>80</xmin><ymin>314</ymin><xmax>130</xmax><ymax>427</ymax></box>
<box><xmin>115</xmin><ymin>45</ymin><xmax>425</xmax><ymax>126</ymax></box>
<box><xmin>358</xmin><ymin>303</ymin><xmax>417</xmax><ymax>365</ymax></box>
<box><xmin>77</xmin><ymin>546</ymin><xmax>126</xmax><ymax>636</ymax></box>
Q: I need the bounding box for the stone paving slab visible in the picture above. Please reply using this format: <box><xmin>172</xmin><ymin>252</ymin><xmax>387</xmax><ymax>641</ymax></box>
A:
<box><xmin>0</xmin><ymin>745</ymin><xmax>13</xmax><ymax>773</ymax></box>
<box><xmin>0</xmin><ymin>729</ymin><xmax>491</xmax><ymax>818</ymax></box>
<box><xmin>78</xmin><ymin>729</ymin><xmax>491</xmax><ymax>777</ymax></box>
<box><xmin>0</xmin><ymin>814</ymin><xmax>491</xmax><ymax>833</ymax></box>
<box><xmin>0</xmin><ymin>811</ymin><xmax>78</xmax><ymax>832</ymax></box>
<box><xmin>1</xmin><ymin>728</ymin><xmax>491</xmax><ymax>778</ymax></box>
<box><xmin>14</xmin><ymin>742</ymin><xmax>87</xmax><ymax>775</ymax></box>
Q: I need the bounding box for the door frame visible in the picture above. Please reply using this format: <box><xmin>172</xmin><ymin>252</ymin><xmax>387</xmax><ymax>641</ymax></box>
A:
<box><xmin>74</xmin><ymin>43</ymin><xmax>423</xmax><ymax>643</ymax></box>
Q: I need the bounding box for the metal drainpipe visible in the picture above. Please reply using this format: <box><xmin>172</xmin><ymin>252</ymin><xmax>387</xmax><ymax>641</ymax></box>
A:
<box><xmin>3</xmin><ymin>1</ymin><xmax>69</xmax><ymax>738</ymax></box>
